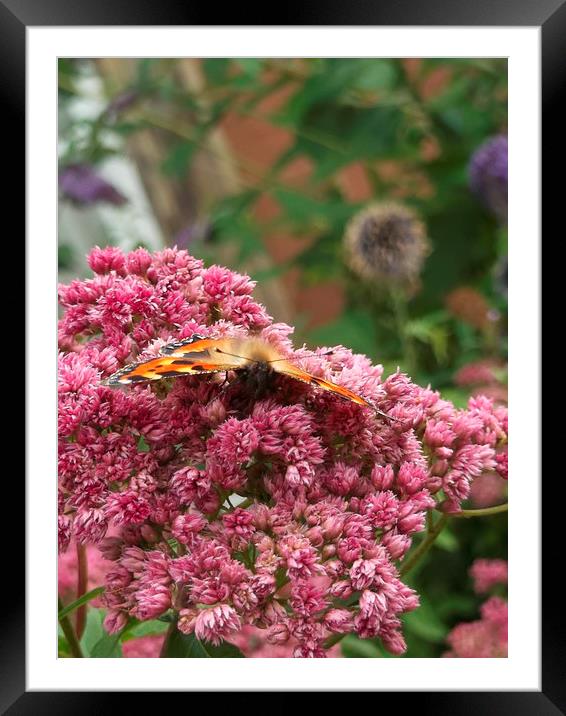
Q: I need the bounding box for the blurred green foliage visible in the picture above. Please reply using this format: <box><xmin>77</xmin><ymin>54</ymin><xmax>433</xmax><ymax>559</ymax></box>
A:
<box><xmin>59</xmin><ymin>57</ymin><xmax>507</xmax><ymax>389</ymax></box>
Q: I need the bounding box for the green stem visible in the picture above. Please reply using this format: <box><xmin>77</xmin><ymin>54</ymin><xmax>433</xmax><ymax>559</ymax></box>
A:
<box><xmin>160</xmin><ymin>620</ymin><xmax>178</xmax><ymax>657</ymax></box>
<box><xmin>323</xmin><ymin>632</ymin><xmax>346</xmax><ymax>649</ymax></box>
<box><xmin>450</xmin><ymin>503</ymin><xmax>508</xmax><ymax>519</ymax></box>
<box><xmin>75</xmin><ymin>544</ymin><xmax>88</xmax><ymax>640</ymax></box>
<box><xmin>389</xmin><ymin>287</ymin><xmax>417</xmax><ymax>377</ymax></box>
<box><xmin>400</xmin><ymin>514</ymin><xmax>448</xmax><ymax>577</ymax></box>
<box><xmin>58</xmin><ymin>597</ymin><xmax>83</xmax><ymax>658</ymax></box>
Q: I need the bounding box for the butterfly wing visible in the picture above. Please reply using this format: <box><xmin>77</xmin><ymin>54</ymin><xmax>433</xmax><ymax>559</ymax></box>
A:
<box><xmin>273</xmin><ymin>361</ymin><xmax>394</xmax><ymax>419</ymax></box>
<box><xmin>104</xmin><ymin>336</ymin><xmax>248</xmax><ymax>386</ymax></box>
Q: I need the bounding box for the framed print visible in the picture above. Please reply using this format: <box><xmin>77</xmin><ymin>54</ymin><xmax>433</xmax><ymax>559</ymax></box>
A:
<box><xmin>6</xmin><ymin>0</ymin><xmax>557</xmax><ymax>709</ymax></box>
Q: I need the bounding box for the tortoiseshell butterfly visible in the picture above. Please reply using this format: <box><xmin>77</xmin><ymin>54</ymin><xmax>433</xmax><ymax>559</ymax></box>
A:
<box><xmin>104</xmin><ymin>335</ymin><xmax>395</xmax><ymax>420</ymax></box>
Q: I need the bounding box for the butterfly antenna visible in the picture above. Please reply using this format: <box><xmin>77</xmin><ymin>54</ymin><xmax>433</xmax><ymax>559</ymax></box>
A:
<box><xmin>215</xmin><ymin>348</ymin><xmax>260</xmax><ymax>364</ymax></box>
<box><xmin>266</xmin><ymin>349</ymin><xmax>334</xmax><ymax>364</ymax></box>
<box><xmin>377</xmin><ymin>408</ymin><xmax>401</xmax><ymax>422</ymax></box>
<box><xmin>366</xmin><ymin>399</ymin><xmax>401</xmax><ymax>422</ymax></box>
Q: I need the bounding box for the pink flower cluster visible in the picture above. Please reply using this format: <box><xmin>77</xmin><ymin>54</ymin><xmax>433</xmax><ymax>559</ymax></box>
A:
<box><xmin>470</xmin><ymin>558</ymin><xmax>508</xmax><ymax>594</ymax></box>
<box><xmin>58</xmin><ymin>246</ymin><xmax>508</xmax><ymax>657</ymax></box>
<box><xmin>469</xmin><ymin>472</ymin><xmax>507</xmax><ymax>508</ymax></box>
<box><xmin>455</xmin><ymin>360</ymin><xmax>508</xmax><ymax>406</ymax></box>
<box><xmin>58</xmin><ymin>538</ymin><xmax>167</xmax><ymax>658</ymax></box>
<box><xmin>445</xmin><ymin>559</ymin><xmax>508</xmax><ymax>658</ymax></box>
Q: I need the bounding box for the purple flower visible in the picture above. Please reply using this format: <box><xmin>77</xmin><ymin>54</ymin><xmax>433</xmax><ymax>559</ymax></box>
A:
<box><xmin>59</xmin><ymin>164</ymin><xmax>127</xmax><ymax>206</ymax></box>
<box><xmin>104</xmin><ymin>90</ymin><xmax>139</xmax><ymax>121</ymax></box>
<box><xmin>469</xmin><ymin>135</ymin><xmax>508</xmax><ymax>222</ymax></box>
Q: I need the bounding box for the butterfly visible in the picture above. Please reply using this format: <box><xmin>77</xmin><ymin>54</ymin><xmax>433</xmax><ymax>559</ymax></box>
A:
<box><xmin>104</xmin><ymin>334</ymin><xmax>395</xmax><ymax>420</ymax></box>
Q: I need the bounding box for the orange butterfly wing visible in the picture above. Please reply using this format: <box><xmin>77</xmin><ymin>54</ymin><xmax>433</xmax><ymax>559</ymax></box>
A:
<box><xmin>272</xmin><ymin>361</ymin><xmax>395</xmax><ymax>419</ymax></box>
<box><xmin>272</xmin><ymin>361</ymin><xmax>371</xmax><ymax>408</ymax></box>
<box><xmin>104</xmin><ymin>335</ymin><xmax>246</xmax><ymax>385</ymax></box>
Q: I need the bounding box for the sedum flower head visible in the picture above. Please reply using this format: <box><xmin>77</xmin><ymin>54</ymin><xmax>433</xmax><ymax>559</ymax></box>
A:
<box><xmin>444</xmin><ymin>559</ymin><xmax>508</xmax><ymax>658</ymax></box>
<box><xmin>344</xmin><ymin>202</ymin><xmax>430</xmax><ymax>291</ymax></box>
<box><xmin>58</xmin><ymin>246</ymin><xmax>507</xmax><ymax>657</ymax></box>
<box><xmin>470</xmin><ymin>558</ymin><xmax>508</xmax><ymax>594</ymax></box>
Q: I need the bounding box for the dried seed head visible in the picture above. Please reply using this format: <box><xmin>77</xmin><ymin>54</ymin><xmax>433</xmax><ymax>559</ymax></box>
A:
<box><xmin>344</xmin><ymin>202</ymin><xmax>430</xmax><ymax>291</ymax></box>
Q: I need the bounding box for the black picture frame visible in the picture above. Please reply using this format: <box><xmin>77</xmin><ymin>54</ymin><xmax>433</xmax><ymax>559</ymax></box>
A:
<box><xmin>8</xmin><ymin>0</ymin><xmax>556</xmax><ymax>710</ymax></box>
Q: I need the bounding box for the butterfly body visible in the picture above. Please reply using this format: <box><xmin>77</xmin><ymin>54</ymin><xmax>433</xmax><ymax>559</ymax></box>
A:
<box><xmin>104</xmin><ymin>334</ymin><xmax>394</xmax><ymax>419</ymax></box>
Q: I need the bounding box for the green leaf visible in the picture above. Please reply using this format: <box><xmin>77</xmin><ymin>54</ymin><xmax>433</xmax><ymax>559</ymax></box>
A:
<box><xmin>79</xmin><ymin>607</ymin><xmax>123</xmax><ymax>657</ymax></box>
<box><xmin>435</xmin><ymin>526</ymin><xmax>459</xmax><ymax>552</ymax></box>
<box><xmin>273</xmin><ymin>188</ymin><xmax>354</xmax><ymax>228</ymax></box>
<box><xmin>137</xmin><ymin>435</ymin><xmax>150</xmax><ymax>452</ymax></box>
<box><xmin>351</xmin><ymin>60</ymin><xmax>397</xmax><ymax>92</ymax></box>
<box><xmin>122</xmin><ymin>618</ymin><xmax>170</xmax><ymax>642</ymax></box>
<box><xmin>58</xmin><ymin>587</ymin><xmax>105</xmax><ymax>620</ymax></box>
<box><xmin>162</xmin><ymin>141</ymin><xmax>196</xmax><ymax>177</ymax></box>
<box><xmin>163</xmin><ymin>630</ymin><xmax>245</xmax><ymax>658</ymax></box>
<box><xmin>309</xmin><ymin>310</ymin><xmax>377</xmax><ymax>361</ymax></box>
<box><xmin>58</xmin><ymin>244</ymin><xmax>75</xmax><ymax>270</ymax></box>
<box><xmin>436</xmin><ymin>595</ymin><xmax>477</xmax><ymax>621</ymax></box>
<box><xmin>235</xmin><ymin>58</ymin><xmax>263</xmax><ymax>78</ymax></box>
<box><xmin>80</xmin><ymin>608</ymin><xmax>105</xmax><ymax>656</ymax></box>
<box><xmin>203</xmin><ymin>59</ymin><xmax>231</xmax><ymax>85</ymax></box>
<box><xmin>402</xmin><ymin>599</ymin><xmax>447</xmax><ymax>643</ymax></box>
<box><xmin>341</xmin><ymin>634</ymin><xmax>385</xmax><ymax>658</ymax></box>
<box><xmin>497</xmin><ymin>227</ymin><xmax>508</xmax><ymax>257</ymax></box>
<box><xmin>58</xmin><ymin>625</ymin><xmax>70</xmax><ymax>657</ymax></box>
<box><xmin>90</xmin><ymin>633</ymin><xmax>123</xmax><ymax>658</ymax></box>
<box><xmin>113</xmin><ymin>121</ymin><xmax>144</xmax><ymax>136</ymax></box>
<box><xmin>436</xmin><ymin>388</ymin><xmax>469</xmax><ymax>409</ymax></box>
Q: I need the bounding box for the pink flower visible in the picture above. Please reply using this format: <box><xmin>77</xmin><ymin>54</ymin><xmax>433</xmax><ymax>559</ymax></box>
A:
<box><xmin>104</xmin><ymin>610</ymin><xmax>128</xmax><ymax>634</ymax></box>
<box><xmin>349</xmin><ymin>559</ymin><xmax>380</xmax><ymax>591</ymax></box>
<box><xmin>495</xmin><ymin>451</ymin><xmax>508</xmax><ymax>480</ymax></box>
<box><xmin>278</xmin><ymin>535</ymin><xmax>321</xmax><ymax>580</ymax></box>
<box><xmin>222</xmin><ymin>508</ymin><xmax>256</xmax><ymax>543</ymax></box>
<box><xmin>324</xmin><ymin>462</ymin><xmax>359</xmax><ymax>496</ymax></box>
<box><xmin>470</xmin><ymin>558</ymin><xmax>508</xmax><ymax>593</ymax></box>
<box><xmin>171</xmin><ymin>513</ymin><xmax>208</xmax><ymax>545</ymax></box>
<box><xmin>445</xmin><ymin>559</ymin><xmax>508</xmax><ymax>658</ymax></box>
<box><xmin>88</xmin><ymin>246</ymin><xmax>127</xmax><ymax>275</ymax></box>
<box><xmin>290</xmin><ymin>580</ymin><xmax>328</xmax><ymax>617</ymax></box>
<box><xmin>194</xmin><ymin>605</ymin><xmax>241</xmax><ymax>646</ymax></box>
<box><xmin>58</xmin><ymin>516</ymin><xmax>72</xmax><ymax>553</ymax></box>
<box><xmin>445</xmin><ymin>618</ymin><xmax>507</xmax><ymax>658</ymax></box>
<box><xmin>354</xmin><ymin>590</ymin><xmax>387</xmax><ymax>638</ymax></box>
<box><xmin>58</xmin><ymin>247</ymin><xmax>508</xmax><ymax>657</ymax></box>
<box><xmin>266</xmin><ymin>622</ymin><xmax>291</xmax><ymax>645</ymax></box>
<box><xmin>73</xmin><ymin>508</ymin><xmax>108</xmax><ymax>544</ymax></box>
<box><xmin>106</xmin><ymin>491</ymin><xmax>151</xmax><ymax>526</ymax></box>
<box><xmin>324</xmin><ymin>608</ymin><xmax>354</xmax><ymax>633</ymax></box>
<box><xmin>131</xmin><ymin>584</ymin><xmax>171</xmax><ymax>620</ymax></box>
<box><xmin>469</xmin><ymin>472</ymin><xmax>507</xmax><ymax>508</ymax></box>
<box><xmin>123</xmin><ymin>634</ymin><xmax>165</xmax><ymax>658</ymax></box>
<box><xmin>361</xmin><ymin>491</ymin><xmax>399</xmax><ymax>529</ymax></box>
